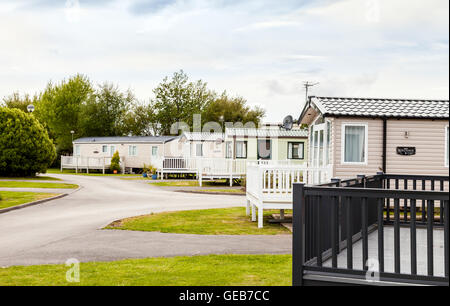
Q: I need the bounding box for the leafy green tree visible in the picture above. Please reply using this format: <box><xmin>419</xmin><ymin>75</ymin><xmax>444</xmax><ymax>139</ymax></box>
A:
<box><xmin>2</xmin><ymin>92</ymin><xmax>39</xmax><ymax>113</ymax></box>
<box><xmin>34</xmin><ymin>74</ymin><xmax>94</xmax><ymax>153</ymax></box>
<box><xmin>79</xmin><ymin>83</ymin><xmax>134</xmax><ymax>137</ymax></box>
<box><xmin>202</xmin><ymin>93</ymin><xmax>265</xmax><ymax>127</ymax></box>
<box><xmin>123</xmin><ymin>102</ymin><xmax>157</xmax><ymax>136</ymax></box>
<box><xmin>110</xmin><ymin>151</ymin><xmax>121</xmax><ymax>173</ymax></box>
<box><xmin>151</xmin><ymin>70</ymin><xmax>215</xmax><ymax>135</ymax></box>
<box><xmin>0</xmin><ymin>108</ymin><xmax>56</xmax><ymax>177</ymax></box>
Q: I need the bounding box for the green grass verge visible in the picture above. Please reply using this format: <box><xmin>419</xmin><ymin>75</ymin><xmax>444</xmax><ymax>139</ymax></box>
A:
<box><xmin>0</xmin><ymin>176</ymin><xmax>61</xmax><ymax>181</ymax></box>
<box><xmin>0</xmin><ymin>181</ymin><xmax>78</xmax><ymax>189</ymax></box>
<box><xmin>45</xmin><ymin>168</ymin><xmax>140</xmax><ymax>177</ymax></box>
<box><xmin>106</xmin><ymin>207</ymin><xmax>290</xmax><ymax>235</ymax></box>
<box><xmin>0</xmin><ymin>191</ymin><xmax>59</xmax><ymax>210</ymax></box>
<box><xmin>150</xmin><ymin>180</ymin><xmax>231</xmax><ymax>187</ymax></box>
<box><xmin>0</xmin><ymin>255</ymin><xmax>291</xmax><ymax>286</ymax></box>
<box><xmin>183</xmin><ymin>189</ymin><xmax>245</xmax><ymax>194</ymax></box>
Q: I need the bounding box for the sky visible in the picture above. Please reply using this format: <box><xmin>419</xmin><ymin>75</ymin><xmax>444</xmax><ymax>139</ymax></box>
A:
<box><xmin>0</xmin><ymin>0</ymin><xmax>448</xmax><ymax>122</ymax></box>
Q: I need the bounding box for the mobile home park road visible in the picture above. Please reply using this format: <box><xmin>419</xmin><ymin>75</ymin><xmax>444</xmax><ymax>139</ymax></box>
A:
<box><xmin>0</xmin><ymin>175</ymin><xmax>291</xmax><ymax>267</ymax></box>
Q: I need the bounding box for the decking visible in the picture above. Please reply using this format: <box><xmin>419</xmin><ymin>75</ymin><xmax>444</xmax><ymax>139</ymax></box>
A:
<box><xmin>323</xmin><ymin>227</ymin><xmax>445</xmax><ymax>278</ymax></box>
<box><xmin>293</xmin><ymin>173</ymin><xmax>449</xmax><ymax>286</ymax></box>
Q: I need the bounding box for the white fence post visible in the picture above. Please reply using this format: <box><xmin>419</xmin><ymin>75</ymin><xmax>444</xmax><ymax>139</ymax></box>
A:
<box><xmin>229</xmin><ymin>159</ymin><xmax>233</xmax><ymax>187</ymax></box>
<box><xmin>198</xmin><ymin>158</ymin><xmax>203</xmax><ymax>187</ymax></box>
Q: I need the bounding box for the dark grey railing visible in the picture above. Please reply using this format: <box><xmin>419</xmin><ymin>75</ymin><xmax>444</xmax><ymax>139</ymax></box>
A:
<box><xmin>293</xmin><ymin>173</ymin><xmax>449</xmax><ymax>286</ymax></box>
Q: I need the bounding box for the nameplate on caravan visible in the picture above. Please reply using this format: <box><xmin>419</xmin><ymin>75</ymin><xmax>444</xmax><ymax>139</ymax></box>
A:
<box><xmin>396</xmin><ymin>147</ymin><xmax>416</xmax><ymax>156</ymax></box>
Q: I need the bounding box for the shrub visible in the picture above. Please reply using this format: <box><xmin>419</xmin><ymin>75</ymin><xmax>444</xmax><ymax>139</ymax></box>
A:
<box><xmin>0</xmin><ymin>108</ymin><xmax>56</xmax><ymax>177</ymax></box>
<box><xmin>110</xmin><ymin>151</ymin><xmax>121</xmax><ymax>173</ymax></box>
<box><xmin>143</xmin><ymin>164</ymin><xmax>157</xmax><ymax>175</ymax></box>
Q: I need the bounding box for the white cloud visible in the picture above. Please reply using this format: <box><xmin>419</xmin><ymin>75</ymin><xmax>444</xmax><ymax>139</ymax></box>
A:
<box><xmin>0</xmin><ymin>0</ymin><xmax>448</xmax><ymax>122</ymax></box>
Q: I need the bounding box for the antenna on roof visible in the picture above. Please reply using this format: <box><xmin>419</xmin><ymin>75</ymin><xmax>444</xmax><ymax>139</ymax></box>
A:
<box><xmin>303</xmin><ymin>81</ymin><xmax>319</xmax><ymax>104</ymax></box>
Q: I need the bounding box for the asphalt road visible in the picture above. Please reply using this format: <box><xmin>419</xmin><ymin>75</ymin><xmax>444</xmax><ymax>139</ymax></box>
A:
<box><xmin>0</xmin><ymin>175</ymin><xmax>291</xmax><ymax>267</ymax></box>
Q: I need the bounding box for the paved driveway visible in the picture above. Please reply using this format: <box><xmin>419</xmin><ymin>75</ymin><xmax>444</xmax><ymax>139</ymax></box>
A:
<box><xmin>0</xmin><ymin>175</ymin><xmax>291</xmax><ymax>267</ymax></box>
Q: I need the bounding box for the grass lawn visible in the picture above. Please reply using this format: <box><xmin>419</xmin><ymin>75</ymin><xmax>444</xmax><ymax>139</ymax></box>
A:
<box><xmin>0</xmin><ymin>181</ymin><xmax>78</xmax><ymax>189</ymax></box>
<box><xmin>45</xmin><ymin>168</ymin><xmax>140</xmax><ymax>177</ymax></box>
<box><xmin>106</xmin><ymin>207</ymin><xmax>291</xmax><ymax>235</ymax></box>
<box><xmin>181</xmin><ymin>189</ymin><xmax>245</xmax><ymax>195</ymax></box>
<box><xmin>0</xmin><ymin>255</ymin><xmax>292</xmax><ymax>286</ymax></box>
<box><xmin>0</xmin><ymin>176</ymin><xmax>61</xmax><ymax>181</ymax></box>
<box><xmin>150</xmin><ymin>180</ymin><xmax>232</xmax><ymax>187</ymax></box>
<box><xmin>0</xmin><ymin>191</ymin><xmax>59</xmax><ymax>210</ymax></box>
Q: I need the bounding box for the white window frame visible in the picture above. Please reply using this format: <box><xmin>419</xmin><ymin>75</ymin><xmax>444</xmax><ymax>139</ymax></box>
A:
<box><xmin>236</xmin><ymin>141</ymin><xmax>247</xmax><ymax>159</ymax></box>
<box><xmin>288</xmin><ymin>142</ymin><xmax>305</xmax><ymax>160</ymax></box>
<box><xmin>74</xmin><ymin>145</ymin><xmax>81</xmax><ymax>156</ymax></box>
<box><xmin>128</xmin><ymin>145</ymin><xmax>137</xmax><ymax>157</ymax></box>
<box><xmin>110</xmin><ymin>145</ymin><xmax>116</xmax><ymax>157</ymax></box>
<box><xmin>196</xmin><ymin>143</ymin><xmax>203</xmax><ymax>157</ymax></box>
<box><xmin>445</xmin><ymin>125</ymin><xmax>449</xmax><ymax>168</ymax></box>
<box><xmin>152</xmin><ymin>146</ymin><xmax>158</xmax><ymax>157</ymax></box>
<box><xmin>102</xmin><ymin>145</ymin><xmax>108</xmax><ymax>153</ymax></box>
<box><xmin>225</xmin><ymin>141</ymin><xmax>232</xmax><ymax>159</ymax></box>
<box><xmin>341</xmin><ymin>123</ymin><xmax>369</xmax><ymax>166</ymax></box>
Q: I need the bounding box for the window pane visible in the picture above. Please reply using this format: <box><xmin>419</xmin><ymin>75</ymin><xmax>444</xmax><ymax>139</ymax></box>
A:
<box><xmin>344</xmin><ymin>126</ymin><xmax>365</xmax><ymax>163</ymax></box>
<box><xmin>152</xmin><ymin>146</ymin><xmax>158</xmax><ymax>156</ymax></box>
<box><xmin>447</xmin><ymin>127</ymin><xmax>449</xmax><ymax>166</ymax></box>
<box><xmin>196</xmin><ymin>144</ymin><xmax>203</xmax><ymax>157</ymax></box>
<box><xmin>102</xmin><ymin>145</ymin><xmax>108</xmax><ymax>153</ymax></box>
<box><xmin>226</xmin><ymin>142</ymin><xmax>232</xmax><ymax>159</ymax></box>
<box><xmin>258</xmin><ymin>140</ymin><xmax>271</xmax><ymax>159</ymax></box>
<box><xmin>236</xmin><ymin>141</ymin><xmax>247</xmax><ymax>158</ymax></box>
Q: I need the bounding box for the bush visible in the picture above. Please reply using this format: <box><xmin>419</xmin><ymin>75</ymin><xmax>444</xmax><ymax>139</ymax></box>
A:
<box><xmin>110</xmin><ymin>151</ymin><xmax>121</xmax><ymax>173</ymax></box>
<box><xmin>0</xmin><ymin>108</ymin><xmax>56</xmax><ymax>177</ymax></box>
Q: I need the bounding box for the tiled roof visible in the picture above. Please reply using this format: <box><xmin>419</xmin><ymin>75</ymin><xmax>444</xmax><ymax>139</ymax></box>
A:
<box><xmin>181</xmin><ymin>132</ymin><xmax>225</xmax><ymax>142</ymax></box>
<box><xmin>311</xmin><ymin>97</ymin><xmax>449</xmax><ymax>119</ymax></box>
<box><xmin>73</xmin><ymin>136</ymin><xmax>177</xmax><ymax>144</ymax></box>
<box><xmin>226</xmin><ymin>128</ymin><xmax>308</xmax><ymax>138</ymax></box>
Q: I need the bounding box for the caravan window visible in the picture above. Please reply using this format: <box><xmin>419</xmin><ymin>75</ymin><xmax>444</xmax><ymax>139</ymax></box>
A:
<box><xmin>258</xmin><ymin>140</ymin><xmax>272</xmax><ymax>160</ymax></box>
<box><xmin>288</xmin><ymin>142</ymin><xmax>304</xmax><ymax>160</ymax></box>
<box><xmin>225</xmin><ymin>142</ymin><xmax>232</xmax><ymax>159</ymax></box>
<box><xmin>342</xmin><ymin>123</ymin><xmax>368</xmax><ymax>164</ymax></box>
<box><xmin>102</xmin><ymin>145</ymin><xmax>108</xmax><ymax>153</ymax></box>
<box><xmin>128</xmin><ymin>145</ymin><xmax>137</xmax><ymax>156</ymax></box>
<box><xmin>446</xmin><ymin>126</ymin><xmax>449</xmax><ymax>167</ymax></box>
<box><xmin>196</xmin><ymin>144</ymin><xmax>203</xmax><ymax>157</ymax></box>
<box><xmin>236</xmin><ymin>141</ymin><xmax>247</xmax><ymax>159</ymax></box>
<box><xmin>152</xmin><ymin>146</ymin><xmax>158</xmax><ymax>157</ymax></box>
<box><xmin>74</xmin><ymin>145</ymin><xmax>80</xmax><ymax>156</ymax></box>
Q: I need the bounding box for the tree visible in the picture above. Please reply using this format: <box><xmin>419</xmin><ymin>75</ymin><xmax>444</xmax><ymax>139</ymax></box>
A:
<box><xmin>79</xmin><ymin>83</ymin><xmax>134</xmax><ymax>137</ymax></box>
<box><xmin>110</xmin><ymin>151</ymin><xmax>121</xmax><ymax>173</ymax></box>
<box><xmin>2</xmin><ymin>92</ymin><xmax>39</xmax><ymax>113</ymax></box>
<box><xmin>0</xmin><ymin>108</ymin><xmax>56</xmax><ymax>177</ymax></box>
<box><xmin>151</xmin><ymin>70</ymin><xmax>215</xmax><ymax>135</ymax></box>
<box><xmin>122</xmin><ymin>102</ymin><xmax>158</xmax><ymax>136</ymax></box>
<box><xmin>202</xmin><ymin>93</ymin><xmax>265</xmax><ymax>127</ymax></box>
<box><xmin>34</xmin><ymin>74</ymin><xmax>94</xmax><ymax>153</ymax></box>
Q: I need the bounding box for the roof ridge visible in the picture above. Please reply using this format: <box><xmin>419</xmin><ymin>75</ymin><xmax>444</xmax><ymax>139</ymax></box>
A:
<box><xmin>315</xmin><ymin>96</ymin><xmax>449</xmax><ymax>102</ymax></box>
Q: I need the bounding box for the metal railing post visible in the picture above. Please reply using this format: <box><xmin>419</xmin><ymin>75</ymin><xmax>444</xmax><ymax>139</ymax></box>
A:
<box><xmin>293</xmin><ymin>183</ymin><xmax>306</xmax><ymax>286</ymax></box>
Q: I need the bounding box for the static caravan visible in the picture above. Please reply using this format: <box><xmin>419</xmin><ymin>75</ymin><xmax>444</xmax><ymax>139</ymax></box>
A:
<box><xmin>66</xmin><ymin>136</ymin><xmax>178</xmax><ymax>173</ymax></box>
<box><xmin>299</xmin><ymin>97</ymin><xmax>449</xmax><ymax>179</ymax></box>
<box><xmin>224</xmin><ymin>128</ymin><xmax>309</xmax><ymax>163</ymax></box>
<box><xmin>177</xmin><ymin>132</ymin><xmax>226</xmax><ymax>159</ymax></box>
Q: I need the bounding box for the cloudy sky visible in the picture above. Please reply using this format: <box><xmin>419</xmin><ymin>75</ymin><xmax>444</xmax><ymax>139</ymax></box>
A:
<box><xmin>0</xmin><ymin>0</ymin><xmax>448</xmax><ymax>121</ymax></box>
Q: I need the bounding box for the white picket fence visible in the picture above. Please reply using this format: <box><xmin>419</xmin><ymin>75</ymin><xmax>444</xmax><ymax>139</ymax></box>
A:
<box><xmin>246</xmin><ymin>162</ymin><xmax>333</xmax><ymax>228</ymax></box>
<box><xmin>61</xmin><ymin>156</ymin><xmax>124</xmax><ymax>174</ymax></box>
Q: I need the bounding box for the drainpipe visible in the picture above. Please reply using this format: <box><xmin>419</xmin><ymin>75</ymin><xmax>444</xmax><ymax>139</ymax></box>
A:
<box><xmin>382</xmin><ymin>118</ymin><xmax>387</xmax><ymax>174</ymax></box>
